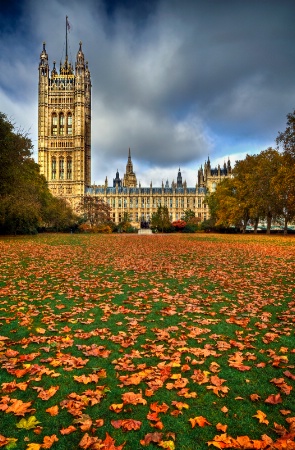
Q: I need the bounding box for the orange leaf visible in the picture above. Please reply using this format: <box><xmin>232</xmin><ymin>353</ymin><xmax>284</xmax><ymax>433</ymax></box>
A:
<box><xmin>5</xmin><ymin>399</ymin><xmax>34</xmax><ymax>416</ymax></box>
<box><xmin>253</xmin><ymin>410</ymin><xmax>269</xmax><ymax>425</ymax></box>
<box><xmin>150</xmin><ymin>402</ymin><xmax>169</xmax><ymax>413</ymax></box>
<box><xmin>60</xmin><ymin>425</ymin><xmax>76</xmax><ymax>435</ymax></box>
<box><xmin>280</xmin><ymin>410</ymin><xmax>291</xmax><ymax>415</ymax></box>
<box><xmin>0</xmin><ymin>435</ymin><xmax>9</xmax><ymax>447</ymax></box>
<box><xmin>121</xmin><ymin>391</ymin><xmax>147</xmax><ymax>405</ymax></box>
<box><xmin>109</xmin><ymin>403</ymin><xmax>124</xmax><ymax>413</ymax></box>
<box><xmin>264</xmin><ymin>393</ymin><xmax>282</xmax><ymax>404</ymax></box>
<box><xmin>250</xmin><ymin>394</ymin><xmax>260</xmax><ymax>401</ymax></box>
<box><xmin>45</xmin><ymin>405</ymin><xmax>59</xmax><ymax>416</ymax></box>
<box><xmin>95</xmin><ymin>419</ymin><xmax>104</xmax><ymax>427</ymax></box>
<box><xmin>189</xmin><ymin>416</ymin><xmax>211</xmax><ymax>428</ymax></box>
<box><xmin>150</xmin><ymin>421</ymin><xmax>164</xmax><ymax>430</ymax></box>
<box><xmin>216</xmin><ymin>423</ymin><xmax>228</xmax><ymax>432</ymax></box>
<box><xmin>41</xmin><ymin>435</ymin><xmax>58</xmax><ymax>449</ymax></box>
<box><xmin>140</xmin><ymin>432</ymin><xmax>163</xmax><ymax>446</ymax></box>
<box><xmin>122</xmin><ymin>419</ymin><xmax>142</xmax><ymax>431</ymax></box>
<box><xmin>35</xmin><ymin>386</ymin><xmax>59</xmax><ymax>401</ymax></box>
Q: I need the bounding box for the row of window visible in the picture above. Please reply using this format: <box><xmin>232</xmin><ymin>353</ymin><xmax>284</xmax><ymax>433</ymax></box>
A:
<box><xmin>106</xmin><ymin>198</ymin><xmax>205</xmax><ymax>208</ymax></box>
<box><xmin>114</xmin><ymin>213</ymin><xmax>207</xmax><ymax>222</ymax></box>
<box><xmin>51</xmin><ymin>98</ymin><xmax>73</xmax><ymax>104</ymax></box>
<box><xmin>51</xmin><ymin>157</ymin><xmax>72</xmax><ymax>180</ymax></box>
<box><xmin>50</xmin><ymin>141</ymin><xmax>73</xmax><ymax>148</ymax></box>
<box><xmin>52</xmin><ymin>113</ymin><xmax>72</xmax><ymax>136</ymax></box>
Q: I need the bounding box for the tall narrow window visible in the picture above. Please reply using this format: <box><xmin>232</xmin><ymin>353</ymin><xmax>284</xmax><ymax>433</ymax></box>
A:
<box><xmin>67</xmin><ymin>157</ymin><xmax>72</xmax><ymax>179</ymax></box>
<box><xmin>59</xmin><ymin>157</ymin><xmax>64</xmax><ymax>179</ymax></box>
<box><xmin>52</xmin><ymin>114</ymin><xmax>57</xmax><ymax>135</ymax></box>
<box><xmin>67</xmin><ymin>113</ymin><xmax>72</xmax><ymax>135</ymax></box>
<box><xmin>51</xmin><ymin>157</ymin><xmax>56</xmax><ymax>180</ymax></box>
<box><xmin>59</xmin><ymin>113</ymin><xmax>64</xmax><ymax>135</ymax></box>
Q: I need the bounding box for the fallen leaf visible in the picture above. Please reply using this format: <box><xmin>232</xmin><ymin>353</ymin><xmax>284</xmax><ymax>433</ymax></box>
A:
<box><xmin>189</xmin><ymin>416</ymin><xmax>211</xmax><ymax>428</ymax></box>
<box><xmin>109</xmin><ymin>403</ymin><xmax>124</xmax><ymax>413</ymax></box>
<box><xmin>16</xmin><ymin>416</ymin><xmax>41</xmax><ymax>430</ymax></box>
<box><xmin>41</xmin><ymin>435</ymin><xmax>58</xmax><ymax>449</ymax></box>
<box><xmin>264</xmin><ymin>393</ymin><xmax>282</xmax><ymax>404</ymax></box>
<box><xmin>45</xmin><ymin>405</ymin><xmax>59</xmax><ymax>416</ymax></box>
<box><xmin>140</xmin><ymin>432</ymin><xmax>163</xmax><ymax>446</ymax></box>
<box><xmin>60</xmin><ymin>425</ymin><xmax>76</xmax><ymax>435</ymax></box>
<box><xmin>216</xmin><ymin>423</ymin><xmax>228</xmax><ymax>432</ymax></box>
<box><xmin>253</xmin><ymin>410</ymin><xmax>269</xmax><ymax>425</ymax></box>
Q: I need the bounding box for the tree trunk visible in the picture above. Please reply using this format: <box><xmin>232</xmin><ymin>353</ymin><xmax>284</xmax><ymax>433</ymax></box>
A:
<box><xmin>253</xmin><ymin>217</ymin><xmax>259</xmax><ymax>234</ymax></box>
<box><xmin>266</xmin><ymin>212</ymin><xmax>272</xmax><ymax>234</ymax></box>
<box><xmin>284</xmin><ymin>216</ymin><xmax>288</xmax><ymax>235</ymax></box>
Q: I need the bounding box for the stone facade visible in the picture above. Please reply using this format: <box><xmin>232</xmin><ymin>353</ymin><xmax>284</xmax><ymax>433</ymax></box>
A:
<box><xmin>38</xmin><ymin>40</ymin><xmax>91</xmax><ymax>208</ymax></box>
<box><xmin>38</xmin><ymin>36</ymin><xmax>232</xmax><ymax>227</ymax></box>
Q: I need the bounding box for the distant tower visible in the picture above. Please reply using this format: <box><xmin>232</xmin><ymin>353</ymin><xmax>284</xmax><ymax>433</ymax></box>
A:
<box><xmin>38</xmin><ymin>17</ymin><xmax>91</xmax><ymax>206</ymax></box>
<box><xmin>123</xmin><ymin>148</ymin><xmax>137</xmax><ymax>187</ymax></box>
<box><xmin>177</xmin><ymin>168</ymin><xmax>183</xmax><ymax>188</ymax></box>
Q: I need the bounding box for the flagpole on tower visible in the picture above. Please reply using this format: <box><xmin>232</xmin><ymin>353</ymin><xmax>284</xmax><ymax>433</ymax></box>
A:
<box><xmin>66</xmin><ymin>16</ymin><xmax>68</xmax><ymax>62</ymax></box>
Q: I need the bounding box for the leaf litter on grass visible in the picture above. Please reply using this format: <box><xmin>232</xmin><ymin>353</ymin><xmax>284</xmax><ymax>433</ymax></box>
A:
<box><xmin>0</xmin><ymin>233</ymin><xmax>294</xmax><ymax>449</ymax></box>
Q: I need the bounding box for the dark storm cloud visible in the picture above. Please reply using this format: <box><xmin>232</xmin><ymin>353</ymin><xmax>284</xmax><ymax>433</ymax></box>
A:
<box><xmin>0</xmin><ymin>0</ymin><xmax>295</xmax><ymax>185</ymax></box>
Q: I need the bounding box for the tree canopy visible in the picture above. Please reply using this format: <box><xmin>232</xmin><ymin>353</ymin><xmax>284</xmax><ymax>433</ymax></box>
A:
<box><xmin>207</xmin><ymin>110</ymin><xmax>295</xmax><ymax>234</ymax></box>
<box><xmin>0</xmin><ymin>113</ymin><xmax>76</xmax><ymax>234</ymax></box>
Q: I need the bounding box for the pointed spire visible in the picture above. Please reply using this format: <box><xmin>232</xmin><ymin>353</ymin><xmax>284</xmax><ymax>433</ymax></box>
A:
<box><xmin>39</xmin><ymin>42</ymin><xmax>49</xmax><ymax>76</ymax></box>
<box><xmin>39</xmin><ymin>42</ymin><xmax>48</xmax><ymax>64</ymax></box>
<box><xmin>177</xmin><ymin>168</ymin><xmax>183</xmax><ymax>188</ymax></box>
<box><xmin>51</xmin><ymin>60</ymin><xmax>57</xmax><ymax>77</ymax></box>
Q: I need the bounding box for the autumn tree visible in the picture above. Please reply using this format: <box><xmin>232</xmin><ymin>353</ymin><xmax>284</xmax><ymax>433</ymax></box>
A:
<box><xmin>78</xmin><ymin>195</ymin><xmax>112</xmax><ymax>231</ymax></box>
<box><xmin>252</xmin><ymin>148</ymin><xmax>283</xmax><ymax>233</ymax></box>
<box><xmin>206</xmin><ymin>177</ymin><xmax>245</xmax><ymax>230</ymax></box>
<box><xmin>172</xmin><ymin>219</ymin><xmax>186</xmax><ymax>232</ymax></box>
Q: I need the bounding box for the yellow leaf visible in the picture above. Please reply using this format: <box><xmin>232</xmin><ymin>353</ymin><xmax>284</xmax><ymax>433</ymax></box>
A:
<box><xmin>159</xmin><ymin>440</ymin><xmax>175</xmax><ymax>450</ymax></box>
<box><xmin>26</xmin><ymin>444</ymin><xmax>41</xmax><ymax>450</ymax></box>
<box><xmin>253</xmin><ymin>410</ymin><xmax>269</xmax><ymax>425</ymax></box>
<box><xmin>16</xmin><ymin>416</ymin><xmax>41</xmax><ymax>430</ymax></box>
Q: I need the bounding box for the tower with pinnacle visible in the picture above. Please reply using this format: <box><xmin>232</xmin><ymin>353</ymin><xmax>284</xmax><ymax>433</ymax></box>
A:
<box><xmin>123</xmin><ymin>148</ymin><xmax>137</xmax><ymax>187</ymax></box>
<box><xmin>38</xmin><ymin>17</ymin><xmax>91</xmax><ymax>206</ymax></box>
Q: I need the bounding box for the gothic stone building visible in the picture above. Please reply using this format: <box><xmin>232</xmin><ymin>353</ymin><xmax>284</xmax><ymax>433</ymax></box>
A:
<box><xmin>38</xmin><ymin>39</ymin><xmax>232</xmax><ymax>227</ymax></box>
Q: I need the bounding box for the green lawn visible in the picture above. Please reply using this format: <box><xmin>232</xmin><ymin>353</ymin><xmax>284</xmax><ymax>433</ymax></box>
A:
<box><xmin>0</xmin><ymin>233</ymin><xmax>294</xmax><ymax>450</ymax></box>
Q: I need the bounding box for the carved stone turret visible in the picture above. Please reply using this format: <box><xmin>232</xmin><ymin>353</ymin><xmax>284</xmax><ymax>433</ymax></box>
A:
<box><xmin>123</xmin><ymin>148</ymin><xmax>137</xmax><ymax>187</ymax></box>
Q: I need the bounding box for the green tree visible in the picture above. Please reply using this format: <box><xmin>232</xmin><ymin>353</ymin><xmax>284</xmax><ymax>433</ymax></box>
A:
<box><xmin>118</xmin><ymin>212</ymin><xmax>132</xmax><ymax>232</ymax></box>
<box><xmin>275</xmin><ymin>110</ymin><xmax>295</xmax><ymax>233</ymax></box>
<box><xmin>276</xmin><ymin>109</ymin><xmax>295</xmax><ymax>161</ymax></box>
<box><xmin>0</xmin><ymin>113</ymin><xmax>75</xmax><ymax>234</ymax></box>
<box><xmin>151</xmin><ymin>205</ymin><xmax>171</xmax><ymax>233</ymax></box>
<box><xmin>41</xmin><ymin>195</ymin><xmax>77</xmax><ymax>231</ymax></box>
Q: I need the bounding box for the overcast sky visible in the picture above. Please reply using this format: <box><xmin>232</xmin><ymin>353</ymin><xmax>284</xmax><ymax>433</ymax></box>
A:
<box><xmin>1</xmin><ymin>0</ymin><xmax>295</xmax><ymax>186</ymax></box>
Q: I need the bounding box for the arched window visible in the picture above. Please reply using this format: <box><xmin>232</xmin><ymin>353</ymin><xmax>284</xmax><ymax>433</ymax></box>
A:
<box><xmin>52</xmin><ymin>113</ymin><xmax>57</xmax><ymax>135</ymax></box>
<box><xmin>67</xmin><ymin>113</ymin><xmax>72</xmax><ymax>135</ymax></box>
<box><xmin>51</xmin><ymin>157</ymin><xmax>56</xmax><ymax>180</ymax></box>
<box><xmin>59</xmin><ymin>157</ymin><xmax>64</xmax><ymax>179</ymax></box>
<box><xmin>67</xmin><ymin>157</ymin><xmax>72</xmax><ymax>179</ymax></box>
<box><xmin>59</xmin><ymin>113</ymin><xmax>64</xmax><ymax>135</ymax></box>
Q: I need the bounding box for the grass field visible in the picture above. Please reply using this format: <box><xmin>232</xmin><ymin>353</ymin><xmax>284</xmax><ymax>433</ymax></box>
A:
<box><xmin>0</xmin><ymin>233</ymin><xmax>294</xmax><ymax>450</ymax></box>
